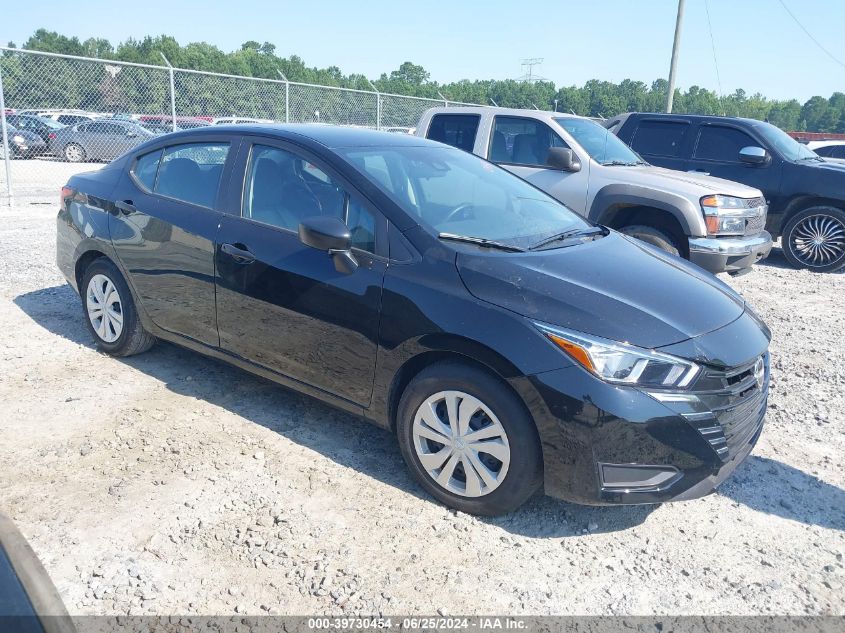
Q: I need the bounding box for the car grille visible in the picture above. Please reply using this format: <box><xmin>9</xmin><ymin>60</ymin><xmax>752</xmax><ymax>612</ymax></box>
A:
<box><xmin>744</xmin><ymin>213</ymin><xmax>766</xmax><ymax>236</ymax></box>
<box><xmin>683</xmin><ymin>354</ymin><xmax>769</xmax><ymax>461</ymax></box>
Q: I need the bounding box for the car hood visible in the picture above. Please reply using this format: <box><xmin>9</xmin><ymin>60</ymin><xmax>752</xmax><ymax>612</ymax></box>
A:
<box><xmin>456</xmin><ymin>231</ymin><xmax>746</xmax><ymax>350</ymax></box>
<box><xmin>810</xmin><ymin>158</ymin><xmax>845</xmax><ymax>173</ymax></box>
<box><xmin>605</xmin><ymin>164</ymin><xmax>764</xmax><ymax>198</ymax></box>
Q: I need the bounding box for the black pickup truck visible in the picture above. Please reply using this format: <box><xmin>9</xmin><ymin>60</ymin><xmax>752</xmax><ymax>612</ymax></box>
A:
<box><xmin>606</xmin><ymin>113</ymin><xmax>845</xmax><ymax>273</ymax></box>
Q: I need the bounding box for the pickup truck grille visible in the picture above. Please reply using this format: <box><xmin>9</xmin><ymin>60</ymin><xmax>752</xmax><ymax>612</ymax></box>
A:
<box><xmin>683</xmin><ymin>354</ymin><xmax>769</xmax><ymax>461</ymax></box>
<box><xmin>744</xmin><ymin>213</ymin><xmax>766</xmax><ymax>235</ymax></box>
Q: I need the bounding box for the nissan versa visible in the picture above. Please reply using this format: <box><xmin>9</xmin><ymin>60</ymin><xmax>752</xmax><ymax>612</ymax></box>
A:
<box><xmin>56</xmin><ymin>125</ymin><xmax>771</xmax><ymax>515</ymax></box>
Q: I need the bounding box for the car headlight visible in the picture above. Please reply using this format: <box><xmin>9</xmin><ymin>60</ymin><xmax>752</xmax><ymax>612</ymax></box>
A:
<box><xmin>12</xmin><ymin>134</ymin><xmax>26</xmax><ymax>145</ymax></box>
<box><xmin>535</xmin><ymin>323</ymin><xmax>700</xmax><ymax>389</ymax></box>
<box><xmin>700</xmin><ymin>195</ymin><xmax>761</xmax><ymax>236</ymax></box>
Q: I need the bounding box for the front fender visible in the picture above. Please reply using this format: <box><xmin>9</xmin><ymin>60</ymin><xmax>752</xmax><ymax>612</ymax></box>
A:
<box><xmin>589</xmin><ymin>184</ymin><xmax>704</xmax><ymax>236</ymax></box>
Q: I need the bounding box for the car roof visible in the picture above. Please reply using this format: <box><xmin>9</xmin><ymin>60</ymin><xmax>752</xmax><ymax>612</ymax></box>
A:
<box><xmin>150</xmin><ymin>123</ymin><xmax>435</xmax><ymax>149</ymax></box>
<box><xmin>424</xmin><ymin>105</ymin><xmax>574</xmax><ymax>122</ymax></box>
<box><xmin>623</xmin><ymin>112</ymin><xmax>767</xmax><ymax>127</ymax></box>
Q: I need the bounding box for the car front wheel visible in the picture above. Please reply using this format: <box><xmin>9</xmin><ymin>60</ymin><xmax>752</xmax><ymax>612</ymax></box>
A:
<box><xmin>619</xmin><ymin>224</ymin><xmax>685</xmax><ymax>258</ymax></box>
<box><xmin>81</xmin><ymin>258</ymin><xmax>155</xmax><ymax>356</ymax></box>
<box><xmin>396</xmin><ymin>362</ymin><xmax>543</xmax><ymax>515</ymax></box>
<box><xmin>781</xmin><ymin>206</ymin><xmax>845</xmax><ymax>272</ymax></box>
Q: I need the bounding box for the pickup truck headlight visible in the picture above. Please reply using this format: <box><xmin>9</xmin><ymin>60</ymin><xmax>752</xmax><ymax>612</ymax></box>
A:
<box><xmin>535</xmin><ymin>323</ymin><xmax>700</xmax><ymax>389</ymax></box>
<box><xmin>700</xmin><ymin>195</ymin><xmax>760</xmax><ymax>236</ymax></box>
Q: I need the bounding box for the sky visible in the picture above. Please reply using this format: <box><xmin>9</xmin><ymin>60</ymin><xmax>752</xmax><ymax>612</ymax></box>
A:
<box><xmin>2</xmin><ymin>0</ymin><xmax>843</xmax><ymax>103</ymax></box>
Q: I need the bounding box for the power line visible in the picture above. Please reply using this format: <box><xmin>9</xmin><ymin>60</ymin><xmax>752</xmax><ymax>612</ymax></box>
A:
<box><xmin>777</xmin><ymin>0</ymin><xmax>845</xmax><ymax>71</ymax></box>
<box><xmin>704</xmin><ymin>0</ymin><xmax>723</xmax><ymax>97</ymax></box>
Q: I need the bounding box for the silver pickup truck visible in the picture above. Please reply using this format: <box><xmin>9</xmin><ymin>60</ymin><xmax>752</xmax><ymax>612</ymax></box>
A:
<box><xmin>416</xmin><ymin>106</ymin><xmax>773</xmax><ymax>275</ymax></box>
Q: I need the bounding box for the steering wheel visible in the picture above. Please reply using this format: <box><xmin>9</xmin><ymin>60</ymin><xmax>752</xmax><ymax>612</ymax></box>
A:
<box><xmin>443</xmin><ymin>202</ymin><xmax>475</xmax><ymax>224</ymax></box>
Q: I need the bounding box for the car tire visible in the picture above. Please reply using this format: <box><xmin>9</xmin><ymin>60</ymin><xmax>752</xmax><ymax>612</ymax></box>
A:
<box><xmin>396</xmin><ymin>361</ymin><xmax>543</xmax><ymax>516</ymax></box>
<box><xmin>781</xmin><ymin>206</ymin><xmax>845</xmax><ymax>273</ymax></box>
<box><xmin>80</xmin><ymin>258</ymin><xmax>155</xmax><ymax>357</ymax></box>
<box><xmin>64</xmin><ymin>143</ymin><xmax>86</xmax><ymax>163</ymax></box>
<box><xmin>619</xmin><ymin>224</ymin><xmax>684</xmax><ymax>257</ymax></box>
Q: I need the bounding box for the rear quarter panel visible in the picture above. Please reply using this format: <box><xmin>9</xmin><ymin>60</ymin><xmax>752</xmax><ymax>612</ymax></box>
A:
<box><xmin>56</xmin><ymin>164</ymin><xmax>123</xmax><ymax>291</ymax></box>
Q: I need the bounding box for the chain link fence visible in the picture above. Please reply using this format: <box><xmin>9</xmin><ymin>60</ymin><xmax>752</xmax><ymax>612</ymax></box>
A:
<box><xmin>0</xmin><ymin>47</ymin><xmax>476</xmax><ymax>201</ymax></box>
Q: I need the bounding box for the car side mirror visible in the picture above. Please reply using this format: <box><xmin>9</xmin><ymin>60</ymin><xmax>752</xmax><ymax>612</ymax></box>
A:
<box><xmin>739</xmin><ymin>146</ymin><xmax>769</xmax><ymax>166</ymax></box>
<box><xmin>298</xmin><ymin>216</ymin><xmax>358</xmax><ymax>274</ymax></box>
<box><xmin>546</xmin><ymin>147</ymin><xmax>581</xmax><ymax>172</ymax></box>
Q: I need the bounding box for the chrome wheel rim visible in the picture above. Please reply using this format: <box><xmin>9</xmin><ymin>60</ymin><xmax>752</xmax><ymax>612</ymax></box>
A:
<box><xmin>65</xmin><ymin>144</ymin><xmax>82</xmax><ymax>161</ymax></box>
<box><xmin>790</xmin><ymin>214</ymin><xmax>845</xmax><ymax>267</ymax></box>
<box><xmin>412</xmin><ymin>390</ymin><xmax>510</xmax><ymax>498</ymax></box>
<box><xmin>86</xmin><ymin>274</ymin><xmax>123</xmax><ymax>343</ymax></box>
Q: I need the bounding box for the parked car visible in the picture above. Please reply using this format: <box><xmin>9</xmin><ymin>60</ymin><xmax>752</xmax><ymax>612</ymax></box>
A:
<box><xmin>49</xmin><ymin>119</ymin><xmax>154</xmax><ymax>162</ymax></box>
<box><xmin>57</xmin><ymin>125</ymin><xmax>771</xmax><ymax>515</ymax></box>
<box><xmin>0</xmin><ymin>124</ymin><xmax>47</xmax><ymax>158</ymax></box>
<box><xmin>416</xmin><ymin>107</ymin><xmax>772</xmax><ymax>276</ymax></box>
<box><xmin>5</xmin><ymin>113</ymin><xmax>65</xmax><ymax>144</ymax></box>
<box><xmin>607</xmin><ymin>113</ymin><xmax>845</xmax><ymax>272</ymax></box>
<box><xmin>806</xmin><ymin>140</ymin><xmax>845</xmax><ymax>160</ymax></box>
<box><xmin>137</xmin><ymin>115</ymin><xmax>212</xmax><ymax>133</ymax></box>
<box><xmin>213</xmin><ymin>116</ymin><xmax>272</xmax><ymax>125</ymax></box>
<box><xmin>21</xmin><ymin>109</ymin><xmax>102</xmax><ymax>126</ymax></box>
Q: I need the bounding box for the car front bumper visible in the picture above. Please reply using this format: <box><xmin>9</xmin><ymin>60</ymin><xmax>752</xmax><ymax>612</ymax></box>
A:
<box><xmin>513</xmin><ymin>344</ymin><xmax>769</xmax><ymax>506</ymax></box>
<box><xmin>688</xmin><ymin>232</ymin><xmax>773</xmax><ymax>274</ymax></box>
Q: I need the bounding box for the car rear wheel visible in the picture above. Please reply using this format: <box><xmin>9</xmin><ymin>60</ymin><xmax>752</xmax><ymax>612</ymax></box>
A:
<box><xmin>64</xmin><ymin>143</ymin><xmax>85</xmax><ymax>163</ymax></box>
<box><xmin>619</xmin><ymin>224</ymin><xmax>683</xmax><ymax>257</ymax></box>
<box><xmin>81</xmin><ymin>258</ymin><xmax>155</xmax><ymax>356</ymax></box>
<box><xmin>781</xmin><ymin>206</ymin><xmax>845</xmax><ymax>272</ymax></box>
<box><xmin>396</xmin><ymin>362</ymin><xmax>543</xmax><ymax>515</ymax></box>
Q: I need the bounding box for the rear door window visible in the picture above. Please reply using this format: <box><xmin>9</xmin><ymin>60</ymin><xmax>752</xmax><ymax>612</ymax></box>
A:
<box><xmin>694</xmin><ymin>125</ymin><xmax>757</xmax><ymax>162</ymax></box>
<box><xmin>155</xmin><ymin>143</ymin><xmax>230</xmax><ymax>208</ymax></box>
<box><xmin>132</xmin><ymin>149</ymin><xmax>163</xmax><ymax>191</ymax></box>
<box><xmin>489</xmin><ymin>116</ymin><xmax>567</xmax><ymax>167</ymax></box>
<box><xmin>426</xmin><ymin>114</ymin><xmax>480</xmax><ymax>153</ymax></box>
<box><xmin>631</xmin><ymin>120</ymin><xmax>690</xmax><ymax>157</ymax></box>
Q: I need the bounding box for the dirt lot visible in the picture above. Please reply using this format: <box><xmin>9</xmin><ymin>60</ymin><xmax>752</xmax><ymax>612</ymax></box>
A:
<box><xmin>0</xmin><ymin>162</ymin><xmax>844</xmax><ymax>616</ymax></box>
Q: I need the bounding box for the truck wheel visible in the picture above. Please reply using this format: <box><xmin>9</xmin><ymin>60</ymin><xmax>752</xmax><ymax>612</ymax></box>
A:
<box><xmin>620</xmin><ymin>225</ymin><xmax>683</xmax><ymax>258</ymax></box>
<box><xmin>781</xmin><ymin>206</ymin><xmax>845</xmax><ymax>272</ymax></box>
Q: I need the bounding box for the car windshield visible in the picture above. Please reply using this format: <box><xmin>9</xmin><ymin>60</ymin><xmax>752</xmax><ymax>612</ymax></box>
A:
<box><xmin>338</xmin><ymin>145</ymin><xmax>590</xmax><ymax>248</ymax></box>
<box><xmin>554</xmin><ymin>117</ymin><xmax>644</xmax><ymax>166</ymax></box>
<box><xmin>751</xmin><ymin>121</ymin><xmax>818</xmax><ymax>161</ymax></box>
<box><xmin>33</xmin><ymin>116</ymin><xmax>64</xmax><ymax>129</ymax></box>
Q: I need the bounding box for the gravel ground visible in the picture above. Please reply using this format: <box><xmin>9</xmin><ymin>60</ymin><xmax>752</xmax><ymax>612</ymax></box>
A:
<box><xmin>0</xmin><ymin>162</ymin><xmax>844</xmax><ymax>617</ymax></box>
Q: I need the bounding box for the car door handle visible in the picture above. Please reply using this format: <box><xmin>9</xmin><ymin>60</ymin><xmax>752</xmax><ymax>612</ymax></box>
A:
<box><xmin>114</xmin><ymin>199</ymin><xmax>137</xmax><ymax>215</ymax></box>
<box><xmin>221</xmin><ymin>242</ymin><xmax>256</xmax><ymax>264</ymax></box>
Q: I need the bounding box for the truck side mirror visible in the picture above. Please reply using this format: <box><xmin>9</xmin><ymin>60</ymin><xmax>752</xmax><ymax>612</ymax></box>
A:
<box><xmin>739</xmin><ymin>146</ymin><xmax>769</xmax><ymax>166</ymax></box>
<box><xmin>546</xmin><ymin>147</ymin><xmax>581</xmax><ymax>172</ymax></box>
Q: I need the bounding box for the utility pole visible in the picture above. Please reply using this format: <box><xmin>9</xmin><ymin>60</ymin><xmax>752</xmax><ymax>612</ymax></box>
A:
<box><xmin>666</xmin><ymin>0</ymin><xmax>686</xmax><ymax>113</ymax></box>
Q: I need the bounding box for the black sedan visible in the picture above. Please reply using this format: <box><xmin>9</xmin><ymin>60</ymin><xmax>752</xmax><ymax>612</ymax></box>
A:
<box><xmin>56</xmin><ymin>125</ymin><xmax>770</xmax><ymax>515</ymax></box>
<box><xmin>1</xmin><ymin>124</ymin><xmax>48</xmax><ymax>158</ymax></box>
<box><xmin>5</xmin><ymin>113</ymin><xmax>65</xmax><ymax>145</ymax></box>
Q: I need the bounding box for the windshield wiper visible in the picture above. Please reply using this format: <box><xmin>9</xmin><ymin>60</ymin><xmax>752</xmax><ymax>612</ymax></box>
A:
<box><xmin>798</xmin><ymin>155</ymin><xmax>824</xmax><ymax>162</ymax></box>
<box><xmin>602</xmin><ymin>160</ymin><xmax>641</xmax><ymax>166</ymax></box>
<box><xmin>438</xmin><ymin>233</ymin><xmax>525</xmax><ymax>252</ymax></box>
<box><xmin>529</xmin><ymin>226</ymin><xmax>606</xmax><ymax>251</ymax></box>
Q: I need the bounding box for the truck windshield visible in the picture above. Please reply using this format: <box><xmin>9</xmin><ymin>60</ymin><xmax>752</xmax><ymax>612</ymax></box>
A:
<box><xmin>339</xmin><ymin>145</ymin><xmax>590</xmax><ymax>248</ymax></box>
<box><xmin>554</xmin><ymin>117</ymin><xmax>645</xmax><ymax>166</ymax></box>
<box><xmin>751</xmin><ymin>121</ymin><xmax>818</xmax><ymax>162</ymax></box>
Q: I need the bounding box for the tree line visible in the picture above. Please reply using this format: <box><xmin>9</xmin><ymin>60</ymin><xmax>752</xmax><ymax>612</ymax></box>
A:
<box><xmin>3</xmin><ymin>29</ymin><xmax>844</xmax><ymax>132</ymax></box>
